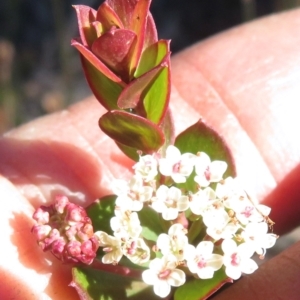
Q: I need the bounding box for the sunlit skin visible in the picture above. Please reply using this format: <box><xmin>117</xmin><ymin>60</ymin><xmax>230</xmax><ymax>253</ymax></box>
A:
<box><xmin>0</xmin><ymin>8</ymin><xmax>300</xmax><ymax>300</ymax></box>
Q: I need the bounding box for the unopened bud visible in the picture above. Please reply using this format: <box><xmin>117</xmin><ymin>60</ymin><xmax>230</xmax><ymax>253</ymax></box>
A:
<box><xmin>32</xmin><ymin>195</ymin><xmax>99</xmax><ymax>264</ymax></box>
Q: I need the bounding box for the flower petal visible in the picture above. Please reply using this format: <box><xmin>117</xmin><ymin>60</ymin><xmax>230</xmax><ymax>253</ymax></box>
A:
<box><xmin>154</xmin><ymin>280</ymin><xmax>171</xmax><ymax>298</ymax></box>
<box><xmin>167</xmin><ymin>269</ymin><xmax>186</xmax><ymax>287</ymax></box>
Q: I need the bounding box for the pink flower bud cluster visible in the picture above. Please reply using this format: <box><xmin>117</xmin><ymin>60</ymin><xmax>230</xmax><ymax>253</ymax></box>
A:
<box><xmin>32</xmin><ymin>195</ymin><xmax>99</xmax><ymax>264</ymax></box>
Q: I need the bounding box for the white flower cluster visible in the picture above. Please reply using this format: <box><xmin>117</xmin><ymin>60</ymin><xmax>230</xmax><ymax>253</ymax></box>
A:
<box><xmin>95</xmin><ymin>145</ymin><xmax>277</xmax><ymax>298</ymax></box>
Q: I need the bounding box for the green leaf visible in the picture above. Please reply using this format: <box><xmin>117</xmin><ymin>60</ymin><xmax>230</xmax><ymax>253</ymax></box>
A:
<box><xmin>142</xmin><ymin>56</ymin><xmax>170</xmax><ymax>124</ymax></box>
<box><xmin>174</xmin><ymin>269</ymin><xmax>232</xmax><ymax>300</ymax></box>
<box><xmin>186</xmin><ymin>217</ymin><xmax>206</xmax><ymax>244</ymax></box>
<box><xmin>117</xmin><ymin>60</ymin><xmax>167</xmax><ymax>112</ymax></box>
<box><xmin>175</xmin><ymin>119</ymin><xmax>236</xmax><ymax>178</ymax></box>
<box><xmin>86</xmin><ymin>195</ymin><xmax>116</xmax><ymax>235</ymax></box>
<box><xmin>99</xmin><ymin>110</ymin><xmax>165</xmax><ymax>153</ymax></box>
<box><xmin>77</xmin><ymin>54</ymin><xmax>124</xmax><ymax>110</ymax></box>
<box><xmin>116</xmin><ymin>142</ymin><xmax>140</xmax><ymax>161</ymax></box>
<box><xmin>135</xmin><ymin>40</ymin><xmax>170</xmax><ymax>78</ymax></box>
<box><xmin>174</xmin><ymin>119</ymin><xmax>236</xmax><ymax>193</ymax></box>
<box><xmin>139</xmin><ymin>205</ymin><xmax>162</xmax><ymax>242</ymax></box>
<box><xmin>71</xmin><ymin>266</ymin><xmax>160</xmax><ymax>300</ymax></box>
<box><xmin>128</xmin><ymin>40</ymin><xmax>171</xmax><ymax>125</ymax></box>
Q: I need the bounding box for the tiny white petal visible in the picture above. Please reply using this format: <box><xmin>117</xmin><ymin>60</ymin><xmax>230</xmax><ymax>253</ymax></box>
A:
<box><xmin>142</xmin><ymin>269</ymin><xmax>156</xmax><ymax>285</ymax></box>
<box><xmin>167</xmin><ymin>269</ymin><xmax>186</xmax><ymax>287</ymax></box>
<box><xmin>162</xmin><ymin>208</ymin><xmax>178</xmax><ymax>220</ymax></box>
<box><xmin>240</xmin><ymin>259</ymin><xmax>258</xmax><ymax>274</ymax></box>
<box><xmin>154</xmin><ymin>280</ymin><xmax>171</xmax><ymax>298</ymax></box>
<box><xmin>198</xmin><ymin>267</ymin><xmax>215</xmax><ymax>279</ymax></box>
<box><xmin>222</xmin><ymin>238</ymin><xmax>237</xmax><ymax>254</ymax></box>
<box><xmin>225</xmin><ymin>265</ymin><xmax>242</xmax><ymax>280</ymax></box>
<box><xmin>196</xmin><ymin>241</ymin><xmax>214</xmax><ymax>256</ymax></box>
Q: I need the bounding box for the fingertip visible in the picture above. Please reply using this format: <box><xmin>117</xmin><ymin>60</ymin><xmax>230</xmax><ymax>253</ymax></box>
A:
<box><xmin>263</xmin><ymin>163</ymin><xmax>300</xmax><ymax>235</ymax></box>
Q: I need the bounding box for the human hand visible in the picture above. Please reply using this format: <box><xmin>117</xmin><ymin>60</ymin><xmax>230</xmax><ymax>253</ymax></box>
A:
<box><xmin>0</xmin><ymin>8</ymin><xmax>299</xmax><ymax>299</ymax></box>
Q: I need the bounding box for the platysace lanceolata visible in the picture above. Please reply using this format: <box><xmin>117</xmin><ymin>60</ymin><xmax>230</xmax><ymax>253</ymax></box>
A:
<box><xmin>32</xmin><ymin>1</ymin><xmax>278</xmax><ymax>299</ymax></box>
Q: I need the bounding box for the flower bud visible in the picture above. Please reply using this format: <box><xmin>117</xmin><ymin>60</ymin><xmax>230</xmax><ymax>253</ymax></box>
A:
<box><xmin>32</xmin><ymin>195</ymin><xmax>99</xmax><ymax>264</ymax></box>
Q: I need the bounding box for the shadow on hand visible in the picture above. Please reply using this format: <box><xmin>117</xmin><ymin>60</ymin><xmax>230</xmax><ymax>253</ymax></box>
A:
<box><xmin>0</xmin><ymin>137</ymin><xmax>116</xmax><ymax>207</ymax></box>
<box><xmin>0</xmin><ymin>136</ymin><xmax>134</xmax><ymax>298</ymax></box>
<box><xmin>8</xmin><ymin>211</ymin><xmax>78</xmax><ymax>299</ymax></box>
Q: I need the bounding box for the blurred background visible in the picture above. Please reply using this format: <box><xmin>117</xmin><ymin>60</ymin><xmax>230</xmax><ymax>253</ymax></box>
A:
<box><xmin>0</xmin><ymin>0</ymin><xmax>300</xmax><ymax>133</ymax></box>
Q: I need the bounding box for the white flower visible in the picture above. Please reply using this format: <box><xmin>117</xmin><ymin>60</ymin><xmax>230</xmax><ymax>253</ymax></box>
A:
<box><xmin>159</xmin><ymin>145</ymin><xmax>195</xmax><ymax>183</ymax></box>
<box><xmin>222</xmin><ymin>239</ymin><xmax>258</xmax><ymax>280</ymax></box>
<box><xmin>152</xmin><ymin>185</ymin><xmax>189</xmax><ymax>220</ymax></box>
<box><xmin>114</xmin><ymin>176</ymin><xmax>153</xmax><ymax>211</ymax></box>
<box><xmin>94</xmin><ymin>231</ymin><xmax>123</xmax><ymax>264</ymax></box>
<box><xmin>110</xmin><ymin>210</ymin><xmax>142</xmax><ymax>239</ymax></box>
<box><xmin>124</xmin><ymin>238</ymin><xmax>150</xmax><ymax>265</ymax></box>
<box><xmin>215</xmin><ymin>177</ymin><xmax>247</xmax><ymax>203</ymax></box>
<box><xmin>185</xmin><ymin>241</ymin><xmax>223</xmax><ymax>279</ymax></box>
<box><xmin>216</xmin><ymin>178</ymin><xmax>272</xmax><ymax>226</ymax></box>
<box><xmin>111</xmin><ymin>178</ymin><xmax>130</xmax><ymax>197</ymax></box>
<box><xmin>235</xmin><ymin>203</ymin><xmax>271</xmax><ymax>225</ymax></box>
<box><xmin>202</xmin><ymin>201</ymin><xmax>228</xmax><ymax>229</ymax></box>
<box><xmin>241</xmin><ymin>222</ymin><xmax>277</xmax><ymax>257</ymax></box>
<box><xmin>206</xmin><ymin>221</ymin><xmax>239</xmax><ymax>241</ymax></box>
<box><xmin>133</xmin><ymin>154</ymin><xmax>158</xmax><ymax>182</ymax></box>
<box><xmin>156</xmin><ymin>223</ymin><xmax>189</xmax><ymax>261</ymax></box>
<box><xmin>142</xmin><ymin>255</ymin><xmax>186</xmax><ymax>298</ymax></box>
<box><xmin>189</xmin><ymin>187</ymin><xmax>216</xmax><ymax>216</ymax></box>
<box><xmin>194</xmin><ymin>152</ymin><xmax>227</xmax><ymax>187</ymax></box>
<box><xmin>200</xmin><ymin>197</ymin><xmax>239</xmax><ymax>241</ymax></box>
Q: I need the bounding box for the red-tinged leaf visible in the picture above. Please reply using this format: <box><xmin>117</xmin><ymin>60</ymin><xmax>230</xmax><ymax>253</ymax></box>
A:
<box><xmin>99</xmin><ymin>110</ymin><xmax>165</xmax><ymax>153</ymax></box>
<box><xmin>80</xmin><ymin>55</ymin><xmax>124</xmax><ymax>110</ymax></box>
<box><xmin>117</xmin><ymin>58</ymin><xmax>167</xmax><ymax>110</ymax></box>
<box><xmin>129</xmin><ymin>0</ymin><xmax>151</xmax><ymax>75</ymax></box>
<box><xmin>107</xmin><ymin>0</ymin><xmax>136</xmax><ymax>28</ymax></box>
<box><xmin>73</xmin><ymin>5</ymin><xmax>97</xmax><ymax>47</ymax></box>
<box><xmin>72</xmin><ymin>39</ymin><xmax>125</xmax><ymax>84</ymax></box>
<box><xmin>71</xmin><ymin>266</ymin><xmax>160</xmax><ymax>300</ymax></box>
<box><xmin>144</xmin><ymin>11</ymin><xmax>158</xmax><ymax>48</ymax></box>
<box><xmin>174</xmin><ymin>269</ymin><xmax>233</xmax><ymax>300</ymax></box>
<box><xmin>91</xmin><ymin>28</ymin><xmax>136</xmax><ymax>82</ymax></box>
<box><xmin>135</xmin><ymin>40</ymin><xmax>170</xmax><ymax>78</ymax></box>
<box><xmin>96</xmin><ymin>1</ymin><xmax>124</xmax><ymax>31</ymax></box>
<box><xmin>175</xmin><ymin>119</ymin><xmax>236</xmax><ymax>178</ymax></box>
<box><xmin>117</xmin><ymin>109</ymin><xmax>175</xmax><ymax>161</ymax></box>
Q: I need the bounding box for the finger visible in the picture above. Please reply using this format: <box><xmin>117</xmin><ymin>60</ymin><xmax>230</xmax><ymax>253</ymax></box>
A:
<box><xmin>170</xmin><ymin>8</ymin><xmax>300</xmax><ymax>233</ymax></box>
<box><xmin>263</xmin><ymin>163</ymin><xmax>300</xmax><ymax>235</ymax></box>
<box><xmin>212</xmin><ymin>241</ymin><xmax>300</xmax><ymax>300</ymax></box>
<box><xmin>0</xmin><ymin>100</ymin><xmax>134</xmax><ymax>207</ymax></box>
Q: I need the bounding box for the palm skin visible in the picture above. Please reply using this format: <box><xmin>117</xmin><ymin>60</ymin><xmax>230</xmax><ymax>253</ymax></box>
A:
<box><xmin>0</xmin><ymin>8</ymin><xmax>300</xmax><ymax>300</ymax></box>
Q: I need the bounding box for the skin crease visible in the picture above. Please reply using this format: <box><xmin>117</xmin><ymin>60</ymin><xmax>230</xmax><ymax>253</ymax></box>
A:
<box><xmin>0</xmin><ymin>8</ymin><xmax>300</xmax><ymax>300</ymax></box>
